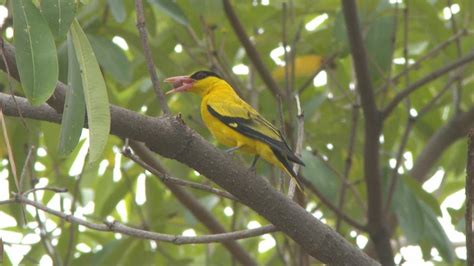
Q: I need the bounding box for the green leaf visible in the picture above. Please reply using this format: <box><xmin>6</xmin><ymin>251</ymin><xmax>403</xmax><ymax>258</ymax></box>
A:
<box><xmin>89</xmin><ymin>239</ymin><xmax>137</xmax><ymax>266</ymax></box>
<box><xmin>100</xmin><ymin>181</ymin><xmax>129</xmax><ymax>217</ymax></box>
<box><xmin>332</xmin><ymin>10</ymin><xmax>349</xmax><ymax>53</ymax></box>
<box><xmin>439</xmin><ymin>179</ymin><xmax>464</xmax><ymax>203</ymax></box>
<box><xmin>148</xmin><ymin>0</ymin><xmax>189</xmax><ymax>26</ymax></box>
<box><xmin>302</xmin><ymin>91</ymin><xmax>327</xmax><ymax>118</ymax></box>
<box><xmin>392</xmin><ymin>176</ymin><xmax>425</xmax><ymax>243</ymax></box>
<box><xmin>88</xmin><ymin>35</ymin><xmax>132</xmax><ymax>85</ymax></box>
<box><xmin>403</xmin><ymin>176</ymin><xmax>442</xmax><ymax>216</ymax></box>
<box><xmin>57</xmin><ymin>42</ymin><xmax>69</xmax><ymax>83</ymax></box>
<box><xmin>365</xmin><ymin>14</ymin><xmax>395</xmax><ymax>85</ymax></box>
<box><xmin>70</xmin><ymin>19</ymin><xmax>111</xmax><ymax>163</ymax></box>
<box><xmin>301</xmin><ymin>150</ymin><xmax>340</xmax><ymax>203</ymax></box>
<box><xmin>12</xmin><ymin>0</ymin><xmax>59</xmax><ymax>105</ymax></box>
<box><xmin>421</xmin><ymin>201</ymin><xmax>455</xmax><ymax>263</ymax></box>
<box><xmin>107</xmin><ymin>0</ymin><xmax>126</xmax><ymax>23</ymax></box>
<box><xmin>393</xmin><ymin>176</ymin><xmax>455</xmax><ymax>262</ymax></box>
<box><xmin>59</xmin><ymin>33</ymin><xmax>86</xmax><ymax>156</ymax></box>
<box><xmin>40</xmin><ymin>0</ymin><xmax>76</xmax><ymax>40</ymax></box>
<box><xmin>121</xmin><ymin>240</ymin><xmax>155</xmax><ymax>265</ymax></box>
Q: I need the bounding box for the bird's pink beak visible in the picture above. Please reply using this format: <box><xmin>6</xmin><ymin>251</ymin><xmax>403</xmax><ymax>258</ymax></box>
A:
<box><xmin>164</xmin><ymin>76</ymin><xmax>195</xmax><ymax>94</ymax></box>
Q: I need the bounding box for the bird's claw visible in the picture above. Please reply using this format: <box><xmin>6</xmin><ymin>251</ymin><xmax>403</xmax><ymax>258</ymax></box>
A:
<box><xmin>225</xmin><ymin>146</ymin><xmax>241</xmax><ymax>154</ymax></box>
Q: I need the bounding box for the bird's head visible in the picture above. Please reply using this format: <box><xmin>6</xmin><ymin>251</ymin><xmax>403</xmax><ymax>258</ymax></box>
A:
<box><xmin>165</xmin><ymin>70</ymin><xmax>222</xmax><ymax>96</ymax></box>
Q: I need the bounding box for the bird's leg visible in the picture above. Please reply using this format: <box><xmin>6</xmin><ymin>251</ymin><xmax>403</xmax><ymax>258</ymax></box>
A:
<box><xmin>225</xmin><ymin>145</ymin><xmax>242</xmax><ymax>154</ymax></box>
<box><xmin>249</xmin><ymin>155</ymin><xmax>260</xmax><ymax>172</ymax></box>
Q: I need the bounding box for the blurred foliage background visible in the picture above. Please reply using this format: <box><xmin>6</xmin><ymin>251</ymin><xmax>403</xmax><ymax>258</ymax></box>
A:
<box><xmin>0</xmin><ymin>0</ymin><xmax>473</xmax><ymax>265</ymax></box>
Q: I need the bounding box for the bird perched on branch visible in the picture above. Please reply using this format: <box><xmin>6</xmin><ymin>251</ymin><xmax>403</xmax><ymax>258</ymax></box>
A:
<box><xmin>165</xmin><ymin>70</ymin><xmax>305</xmax><ymax>191</ymax></box>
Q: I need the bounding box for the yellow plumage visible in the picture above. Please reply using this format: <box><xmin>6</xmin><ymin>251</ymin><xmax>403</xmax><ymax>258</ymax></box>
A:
<box><xmin>165</xmin><ymin>71</ymin><xmax>305</xmax><ymax>190</ymax></box>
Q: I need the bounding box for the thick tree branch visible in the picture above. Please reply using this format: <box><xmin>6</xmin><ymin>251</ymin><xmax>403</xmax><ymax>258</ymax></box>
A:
<box><xmin>341</xmin><ymin>0</ymin><xmax>392</xmax><ymax>264</ymax></box>
<box><xmin>222</xmin><ymin>0</ymin><xmax>282</xmax><ymax>97</ymax></box>
<box><xmin>411</xmin><ymin>107</ymin><xmax>474</xmax><ymax>182</ymax></box>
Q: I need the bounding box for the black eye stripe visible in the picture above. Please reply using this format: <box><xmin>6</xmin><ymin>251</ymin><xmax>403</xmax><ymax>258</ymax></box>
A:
<box><xmin>190</xmin><ymin>70</ymin><xmax>222</xmax><ymax>80</ymax></box>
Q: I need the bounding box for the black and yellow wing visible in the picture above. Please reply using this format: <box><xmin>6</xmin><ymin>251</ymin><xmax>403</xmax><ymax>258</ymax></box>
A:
<box><xmin>206</xmin><ymin>101</ymin><xmax>305</xmax><ymax>172</ymax></box>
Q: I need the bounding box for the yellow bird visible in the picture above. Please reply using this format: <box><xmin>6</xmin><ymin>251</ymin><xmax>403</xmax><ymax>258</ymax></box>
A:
<box><xmin>165</xmin><ymin>70</ymin><xmax>305</xmax><ymax>190</ymax></box>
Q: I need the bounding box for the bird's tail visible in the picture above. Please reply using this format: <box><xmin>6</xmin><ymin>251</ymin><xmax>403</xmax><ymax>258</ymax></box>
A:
<box><xmin>271</xmin><ymin>147</ymin><xmax>305</xmax><ymax>192</ymax></box>
<box><xmin>282</xmin><ymin>163</ymin><xmax>305</xmax><ymax>192</ymax></box>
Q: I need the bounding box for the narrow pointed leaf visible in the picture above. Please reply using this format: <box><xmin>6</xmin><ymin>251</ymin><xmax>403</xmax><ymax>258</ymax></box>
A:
<box><xmin>70</xmin><ymin>19</ymin><xmax>110</xmax><ymax>163</ymax></box>
<box><xmin>12</xmin><ymin>0</ymin><xmax>58</xmax><ymax>105</ymax></box>
<box><xmin>59</xmin><ymin>33</ymin><xmax>86</xmax><ymax>156</ymax></box>
<box><xmin>40</xmin><ymin>0</ymin><xmax>76</xmax><ymax>40</ymax></box>
<box><xmin>365</xmin><ymin>15</ymin><xmax>396</xmax><ymax>85</ymax></box>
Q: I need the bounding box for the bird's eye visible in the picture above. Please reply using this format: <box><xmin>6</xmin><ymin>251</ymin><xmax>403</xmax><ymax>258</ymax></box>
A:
<box><xmin>197</xmin><ymin>72</ymin><xmax>206</xmax><ymax>79</ymax></box>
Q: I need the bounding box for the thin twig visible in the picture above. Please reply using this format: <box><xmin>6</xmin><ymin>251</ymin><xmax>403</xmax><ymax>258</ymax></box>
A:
<box><xmin>336</xmin><ymin>102</ymin><xmax>360</xmax><ymax>232</ymax></box>
<box><xmin>0</xmin><ymin>107</ymin><xmax>26</xmax><ymax>224</ymax></box>
<box><xmin>384</xmin><ymin>6</ymin><xmax>414</xmax><ymax>212</ymax></box>
<box><xmin>384</xmin><ymin>119</ymin><xmax>413</xmax><ymax>212</ymax></box>
<box><xmin>290</xmin><ymin>21</ymin><xmax>304</xmax><ymax>97</ymax></box>
<box><xmin>288</xmin><ymin>94</ymin><xmax>304</xmax><ymax>199</ymax></box>
<box><xmin>19</xmin><ymin>145</ymin><xmax>35</xmax><ymax>195</ymax></box>
<box><xmin>466</xmin><ymin>129</ymin><xmax>474</xmax><ymax>266</ymax></box>
<box><xmin>311</xmin><ymin>151</ymin><xmax>367</xmax><ymax>212</ymax></box>
<box><xmin>383</xmin><ymin>29</ymin><xmax>467</xmax><ymax>89</ymax></box>
<box><xmin>122</xmin><ymin>170</ymin><xmax>150</xmax><ymax>228</ymax></box>
<box><xmin>326</xmin><ymin>64</ymin><xmax>354</xmax><ymax>102</ymax></box>
<box><xmin>403</xmin><ymin>6</ymin><xmax>410</xmax><ymax>95</ymax></box>
<box><xmin>446</xmin><ymin>0</ymin><xmax>464</xmax><ymax>114</ymax></box>
<box><xmin>122</xmin><ymin>148</ymin><xmax>239</xmax><ymax>201</ymax></box>
<box><xmin>417</xmin><ymin>77</ymin><xmax>456</xmax><ymax>117</ymax></box>
<box><xmin>134</xmin><ymin>0</ymin><xmax>170</xmax><ymax>115</ymax></box>
<box><xmin>200</xmin><ymin>18</ymin><xmax>245</xmax><ymax>98</ymax></box>
<box><xmin>382</xmin><ymin>51</ymin><xmax>474</xmax><ymax>118</ymax></box>
<box><xmin>282</xmin><ymin>3</ymin><xmax>290</xmax><ymax>99</ymax></box>
<box><xmin>222</xmin><ymin>0</ymin><xmax>281</xmax><ymax>97</ymax></box>
<box><xmin>0</xmin><ymin>194</ymin><xmax>277</xmax><ymax>244</ymax></box>
<box><xmin>22</xmin><ymin>187</ymin><xmax>68</xmax><ymax>197</ymax></box>
<box><xmin>64</xmin><ymin>172</ymin><xmax>84</xmax><ymax>266</ymax></box>
<box><xmin>29</xmin><ymin>168</ymin><xmax>62</xmax><ymax>265</ymax></box>
<box><xmin>0</xmin><ymin>109</ymin><xmax>21</xmax><ymax>195</ymax></box>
